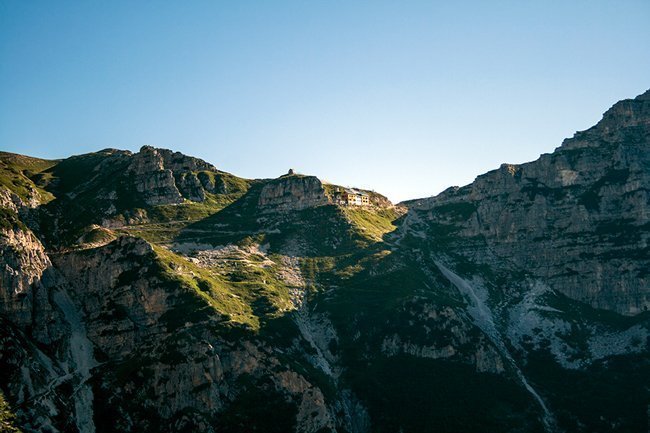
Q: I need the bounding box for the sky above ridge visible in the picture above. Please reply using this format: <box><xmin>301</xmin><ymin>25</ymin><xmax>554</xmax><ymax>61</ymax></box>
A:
<box><xmin>1</xmin><ymin>1</ymin><xmax>649</xmax><ymax>202</ymax></box>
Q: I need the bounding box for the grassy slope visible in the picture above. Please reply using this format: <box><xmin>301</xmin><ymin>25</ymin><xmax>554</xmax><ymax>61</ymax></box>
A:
<box><xmin>0</xmin><ymin>151</ymin><xmax>58</xmax><ymax>204</ymax></box>
<box><xmin>1</xmin><ymin>150</ymin><xmax>321</xmax><ymax>333</ymax></box>
<box><xmin>157</xmin><ymin>186</ymin><xmax>404</xmax><ymax>332</ymax></box>
<box><xmin>25</xmin><ymin>149</ymin><xmax>253</xmax><ymax>247</ymax></box>
<box><xmin>120</xmin><ymin>190</ymin><xmax>252</xmax><ymax>244</ymax></box>
<box><xmin>341</xmin><ymin>206</ymin><xmax>402</xmax><ymax>243</ymax></box>
<box><xmin>153</xmin><ymin>244</ymin><xmax>297</xmax><ymax>330</ymax></box>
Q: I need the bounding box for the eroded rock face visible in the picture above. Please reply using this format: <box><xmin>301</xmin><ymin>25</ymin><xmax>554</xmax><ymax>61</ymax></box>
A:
<box><xmin>409</xmin><ymin>90</ymin><xmax>650</xmax><ymax>314</ymax></box>
<box><xmin>48</xmin><ymin>236</ymin><xmax>348</xmax><ymax>433</ymax></box>
<box><xmin>0</xmin><ymin>319</ymin><xmax>74</xmax><ymax>433</ymax></box>
<box><xmin>0</xmin><ymin>225</ymin><xmax>54</xmax><ymax>334</ymax></box>
<box><xmin>258</xmin><ymin>175</ymin><xmax>329</xmax><ymax>212</ymax></box>
<box><xmin>0</xmin><ymin>190</ymin><xmax>20</xmax><ymax>213</ymax></box>
<box><xmin>127</xmin><ymin>146</ymin><xmax>217</xmax><ymax>205</ymax></box>
<box><xmin>52</xmin><ymin>236</ymin><xmax>167</xmax><ymax>358</ymax></box>
<box><xmin>380</xmin><ymin>303</ymin><xmax>505</xmax><ymax>374</ymax></box>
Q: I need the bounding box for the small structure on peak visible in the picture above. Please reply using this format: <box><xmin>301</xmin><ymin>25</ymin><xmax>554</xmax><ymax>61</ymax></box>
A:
<box><xmin>333</xmin><ymin>187</ymin><xmax>370</xmax><ymax>206</ymax></box>
<box><xmin>287</xmin><ymin>168</ymin><xmax>295</xmax><ymax>175</ymax></box>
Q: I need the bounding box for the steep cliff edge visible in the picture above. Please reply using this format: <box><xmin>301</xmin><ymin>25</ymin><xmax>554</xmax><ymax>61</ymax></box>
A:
<box><xmin>127</xmin><ymin>145</ymin><xmax>219</xmax><ymax>205</ymax></box>
<box><xmin>258</xmin><ymin>174</ymin><xmax>329</xmax><ymax>212</ymax></box>
<box><xmin>406</xmin><ymin>90</ymin><xmax>650</xmax><ymax>314</ymax></box>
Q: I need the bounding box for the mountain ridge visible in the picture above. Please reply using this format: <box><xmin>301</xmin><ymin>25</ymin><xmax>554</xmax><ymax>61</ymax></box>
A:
<box><xmin>0</xmin><ymin>89</ymin><xmax>649</xmax><ymax>433</ymax></box>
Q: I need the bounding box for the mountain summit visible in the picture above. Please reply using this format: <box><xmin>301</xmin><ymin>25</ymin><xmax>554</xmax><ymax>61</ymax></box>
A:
<box><xmin>1</xmin><ymin>90</ymin><xmax>649</xmax><ymax>433</ymax></box>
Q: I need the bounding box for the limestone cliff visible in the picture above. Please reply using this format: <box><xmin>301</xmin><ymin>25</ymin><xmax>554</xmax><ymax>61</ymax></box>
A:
<box><xmin>28</xmin><ymin>147</ymin><xmax>250</xmax><ymax>246</ymax></box>
<box><xmin>258</xmin><ymin>174</ymin><xmax>329</xmax><ymax>212</ymax></box>
<box><xmin>0</xmin><ymin>226</ymin><xmax>50</xmax><ymax>327</ymax></box>
<box><xmin>407</xmin><ymin>90</ymin><xmax>650</xmax><ymax>314</ymax></box>
<box><xmin>127</xmin><ymin>145</ymin><xmax>218</xmax><ymax>205</ymax></box>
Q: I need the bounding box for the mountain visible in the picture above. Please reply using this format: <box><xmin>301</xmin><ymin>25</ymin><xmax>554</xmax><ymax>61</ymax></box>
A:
<box><xmin>0</xmin><ymin>89</ymin><xmax>648</xmax><ymax>433</ymax></box>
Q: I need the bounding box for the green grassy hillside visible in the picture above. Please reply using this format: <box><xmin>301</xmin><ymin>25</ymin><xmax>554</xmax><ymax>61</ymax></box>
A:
<box><xmin>0</xmin><ymin>151</ymin><xmax>57</xmax><ymax>204</ymax></box>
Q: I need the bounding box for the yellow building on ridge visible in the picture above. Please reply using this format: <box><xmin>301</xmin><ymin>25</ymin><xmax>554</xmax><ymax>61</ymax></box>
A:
<box><xmin>334</xmin><ymin>188</ymin><xmax>370</xmax><ymax>206</ymax></box>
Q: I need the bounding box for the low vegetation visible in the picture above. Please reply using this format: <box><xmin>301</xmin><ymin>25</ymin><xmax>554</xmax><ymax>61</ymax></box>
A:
<box><xmin>0</xmin><ymin>151</ymin><xmax>57</xmax><ymax>204</ymax></box>
<box><xmin>341</xmin><ymin>206</ymin><xmax>402</xmax><ymax>242</ymax></box>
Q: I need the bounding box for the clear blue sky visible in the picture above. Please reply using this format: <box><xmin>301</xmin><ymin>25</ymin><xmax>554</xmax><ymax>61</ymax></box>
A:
<box><xmin>1</xmin><ymin>1</ymin><xmax>649</xmax><ymax>202</ymax></box>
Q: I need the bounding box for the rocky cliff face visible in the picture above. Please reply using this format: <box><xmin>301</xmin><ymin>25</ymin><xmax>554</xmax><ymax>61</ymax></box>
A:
<box><xmin>258</xmin><ymin>174</ymin><xmax>329</xmax><ymax>212</ymax></box>
<box><xmin>29</xmin><ymin>147</ymin><xmax>251</xmax><ymax>247</ymax></box>
<box><xmin>0</xmin><ymin>214</ymin><xmax>66</xmax><ymax>349</ymax></box>
<box><xmin>0</xmin><ymin>225</ymin><xmax>51</xmax><ymax>328</ymax></box>
<box><xmin>0</xmin><ymin>232</ymin><xmax>366</xmax><ymax>433</ymax></box>
<box><xmin>0</xmin><ymin>89</ymin><xmax>649</xmax><ymax>433</ymax></box>
<box><xmin>50</xmin><ymin>236</ymin><xmax>353</xmax><ymax>433</ymax></box>
<box><xmin>407</xmin><ymin>90</ymin><xmax>650</xmax><ymax>314</ymax></box>
<box><xmin>127</xmin><ymin>146</ymin><xmax>218</xmax><ymax>205</ymax></box>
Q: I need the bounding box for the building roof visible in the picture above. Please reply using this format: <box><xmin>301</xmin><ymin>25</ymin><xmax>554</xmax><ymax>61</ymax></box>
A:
<box><xmin>342</xmin><ymin>188</ymin><xmax>369</xmax><ymax>196</ymax></box>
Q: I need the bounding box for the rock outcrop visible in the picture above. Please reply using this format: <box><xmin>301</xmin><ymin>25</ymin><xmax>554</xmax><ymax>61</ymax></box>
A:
<box><xmin>258</xmin><ymin>174</ymin><xmax>329</xmax><ymax>212</ymax></box>
<box><xmin>0</xmin><ymin>220</ymin><xmax>64</xmax><ymax>348</ymax></box>
<box><xmin>127</xmin><ymin>146</ymin><xmax>218</xmax><ymax>205</ymax></box>
<box><xmin>0</xmin><ymin>226</ymin><xmax>50</xmax><ymax>325</ymax></box>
